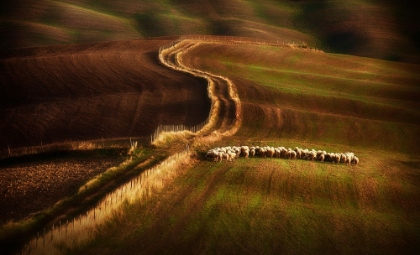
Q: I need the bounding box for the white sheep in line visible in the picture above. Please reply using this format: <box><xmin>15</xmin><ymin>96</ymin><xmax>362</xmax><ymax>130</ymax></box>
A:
<box><xmin>205</xmin><ymin>145</ymin><xmax>359</xmax><ymax>165</ymax></box>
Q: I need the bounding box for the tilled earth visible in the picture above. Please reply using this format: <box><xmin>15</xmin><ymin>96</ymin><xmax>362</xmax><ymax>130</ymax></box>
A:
<box><xmin>0</xmin><ymin>154</ymin><xmax>125</xmax><ymax>225</ymax></box>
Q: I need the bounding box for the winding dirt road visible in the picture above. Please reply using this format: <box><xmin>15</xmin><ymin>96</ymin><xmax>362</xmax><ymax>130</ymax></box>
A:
<box><xmin>159</xmin><ymin>40</ymin><xmax>242</xmax><ymax>140</ymax></box>
<box><xmin>5</xmin><ymin>39</ymin><xmax>244</xmax><ymax>255</ymax></box>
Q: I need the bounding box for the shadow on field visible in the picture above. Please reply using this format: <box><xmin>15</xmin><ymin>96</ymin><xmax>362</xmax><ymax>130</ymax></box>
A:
<box><xmin>0</xmin><ymin>149</ymin><xmax>128</xmax><ymax>168</ymax></box>
<box><xmin>399</xmin><ymin>160</ymin><xmax>420</xmax><ymax>170</ymax></box>
<box><xmin>324</xmin><ymin>31</ymin><xmax>369</xmax><ymax>53</ymax></box>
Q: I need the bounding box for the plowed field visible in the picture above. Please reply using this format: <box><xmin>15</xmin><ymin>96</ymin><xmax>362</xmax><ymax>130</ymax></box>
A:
<box><xmin>0</xmin><ymin>39</ymin><xmax>210</xmax><ymax>226</ymax></box>
<box><xmin>0</xmin><ymin>151</ymin><xmax>125</xmax><ymax>225</ymax></box>
<box><xmin>0</xmin><ymin>39</ymin><xmax>210</xmax><ymax>150</ymax></box>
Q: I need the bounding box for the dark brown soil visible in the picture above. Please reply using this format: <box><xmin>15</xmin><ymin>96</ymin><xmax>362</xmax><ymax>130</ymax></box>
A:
<box><xmin>0</xmin><ymin>39</ymin><xmax>211</xmax><ymax>150</ymax></box>
<box><xmin>0</xmin><ymin>151</ymin><xmax>125</xmax><ymax>225</ymax></box>
<box><xmin>0</xmin><ymin>38</ymin><xmax>211</xmax><ymax>226</ymax></box>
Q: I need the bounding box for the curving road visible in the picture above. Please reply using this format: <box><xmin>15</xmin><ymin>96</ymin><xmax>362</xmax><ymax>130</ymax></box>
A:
<box><xmin>159</xmin><ymin>40</ymin><xmax>242</xmax><ymax>139</ymax></box>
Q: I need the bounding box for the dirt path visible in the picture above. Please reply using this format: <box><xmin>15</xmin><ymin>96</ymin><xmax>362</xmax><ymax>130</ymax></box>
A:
<box><xmin>159</xmin><ymin>40</ymin><xmax>242</xmax><ymax>141</ymax></box>
<box><xmin>0</xmin><ymin>38</ymin><xmax>212</xmax><ymax>224</ymax></box>
<box><xmin>8</xmin><ymin>39</ymin><xmax>243</xmax><ymax>255</ymax></box>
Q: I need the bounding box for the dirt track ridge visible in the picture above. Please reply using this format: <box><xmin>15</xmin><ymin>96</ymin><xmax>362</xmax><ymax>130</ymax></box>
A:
<box><xmin>159</xmin><ymin>40</ymin><xmax>242</xmax><ymax>142</ymax></box>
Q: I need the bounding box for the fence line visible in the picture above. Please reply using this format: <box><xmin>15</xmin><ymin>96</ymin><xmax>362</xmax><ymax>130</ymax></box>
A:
<box><xmin>21</xmin><ymin>149</ymin><xmax>190</xmax><ymax>255</ymax></box>
<box><xmin>0</xmin><ymin>137</ymin><xmax>148</xmax><ymax>160</ymax></box>
<box><xmin>158</xmin><ymin>35</ymin><xmax>321</xmax><ymax>53</ymax></box>
<box><xmin>156</xmin><ymin>40</ymin><xmax>220</xmax><ymax>142</ymax></box>
<box><xmin>150</xmin><ymin>119</ymin><xmax>209</xmax><ymax>144</ymax></box>
<box><xmin>18</xmin><ymin>35</ymin><xmax>294</xmax><ymax>254</ymax></box>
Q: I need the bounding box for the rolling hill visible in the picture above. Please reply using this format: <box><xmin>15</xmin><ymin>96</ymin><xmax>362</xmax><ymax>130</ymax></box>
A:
<box><xmin>1</xmin><ymin>0</ymin><xmax>420</xmax><ymax>254</ymax></box>
<box><xmin>293</xmin><ymin>0</ymin><xmax>420</xmax><ymax>63</ymax></box>
<box><xmin>60</xmin><ymin>40</ymin><xmax>420</xmax><ymax>255</ymax></box>
<box><xmin>2</xmin><ymin>0</ymin><xmax>418</xmax><ymax>62</ymax></box>
<box><xmin>182</xmin><ymin>42</ymin><xmax>420</xmax><ymax>154</ymax></box>
<box><xmin>0</xmin><ymin>39</ymin><xmax>210</xmax><ymax>150</ymax></box>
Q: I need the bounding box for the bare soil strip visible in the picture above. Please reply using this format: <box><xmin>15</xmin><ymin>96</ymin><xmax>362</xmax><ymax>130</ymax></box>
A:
<box><xmin>159</xmin><ymin>40</ymin><xmax>242</xmax><ymax>143</ymax></box>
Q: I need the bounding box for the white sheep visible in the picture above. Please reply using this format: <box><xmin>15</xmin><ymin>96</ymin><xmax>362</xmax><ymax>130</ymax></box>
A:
<box><xmin>228</xmin><ymin>151</ymin><xmax>237</xmax><ymax>162</ymax></box>
<box><xmin>274</xmin><ymin>148</ymin><xmax>281</xmax><ymax>158</ymax></box>
<box><xmin>351</xmin><ymin>156</ymin><xmax>359</xmax><ymax>165</ymax></box>
<box><xmin>294</xmin><ymin>147</ymin><xmax>302</xmax><ymax>159</ymax></box>
<box><xmin>206</xmin><ymin>149</ymin><xmax>220</xmax><ymax>161</ymax></box>
<box><xmin>250</xmin><ymin>148</ymin><xmax>256</xmax><ymax>157</ymax></box>
<box><xmin>220</xmin><ymin>152</ymin><xmax>229</xmax><ymax>162</ymax></box>
<box><xmin>279</xmin><ymin>147</ymin><xmax>288</xmax><ymax>158</ymax></box>
<box><xmin>305</xmin><ymin>150</ymin><xmax>316</xmax><ymax>161</ymax></box>
<box><xmin>205</xmin><ymin>145</ymin><xmax>358</xmax><ymax>166</ymax></box>
<box><xmin>329</xmin><ymin>153</ymin><xmax>338</xmax><ymax>163</ymax></box>
<box><xmin>344</xmin><ymin>152</ymin><xmax>354</xmax><ymax>164</ymax></box>
<box><xmin>340</xmin><ymin>153</ymin><xmax>347</xmax><ymax>163</ymax></box>
<box><xmin>319</xmin><ymin>153</ymin><xmax>325</xmax><ymax>162</ymax></box>
<box><xmin>287</xmin><ymin>150</ymin><xmax>297</xmax><ymax>159</ymax></box>
<box><xmin>259</xmin><ymin>147</ymin><xmax>267</xmax><ymax>158</ymax></box>
<box><xmin>243</xmin><ymin>149</ymin><xmax>250</xmax><ymax>158</ymax></box>
<box><xmin>266</xmin><ymin>147</ymin><xmax>275</xmax><ymax>157</ymax></box>
<box><xmin>301</xmin><ymin>149</ymin><xmax>309</xmax><ymax>159</ymax></box>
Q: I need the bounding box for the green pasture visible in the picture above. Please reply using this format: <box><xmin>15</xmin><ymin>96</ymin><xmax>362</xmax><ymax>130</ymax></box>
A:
<box><xmin>63</xmin><ymin>41</ymin><xmax>420</xmax><ymax>253</ymax></box>
<box><xmin>0</xmin><ymin>0</ymin><xmax>313</xmax><ymax>49</ymax></box>
<box><xmin>2</xmin><ymin>0</ymin><xmax>419</xmax><ymax>63</ymax></box>
<box><xmin>68</xmin><ymin>150</ymin><xmax>420</xmax><ymax>254</ymax></box>
<box><xmin>189</xmin><ymin>43</ymin><xmax>420</xmax><ymax>154</ymax></box>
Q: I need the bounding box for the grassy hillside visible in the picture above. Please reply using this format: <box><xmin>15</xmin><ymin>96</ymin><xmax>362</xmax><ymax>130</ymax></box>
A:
<box><xmin>1</xmin><ymin>0</ymin><xmax>418</xmax><ymax>62</ymax></box>
<box><xmin>183</xmin><ymin>42</ymin><xmax>420</xmax><ymax>154</ymax></box>
<box><xmin>0</xmin><ymin>0</ymin><xmax>312</xmax><ymax>49</ymax></box>
<box><xmin>292</xmin><ymin>0</ymin><xmax>420</xmax><ymax>63</ymax></box>
<box><xmin>68</xmin><ymin>150</ymin><xmax>420</xmax><ymax>254</ymax></box>
<box><xmin>1</xmin><ymin>1</ymin><xmax>419</xmax><ymax>253</ymax></box>
<box><xmin>63</xmin><ymin>41</ymin><xmax>420</xmax><ymax>254</ymax></box>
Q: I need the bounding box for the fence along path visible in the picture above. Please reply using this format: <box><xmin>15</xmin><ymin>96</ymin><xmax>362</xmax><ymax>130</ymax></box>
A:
<box><xmin>178</xmin><ymin>35</ymin><xmax>321</xmax><ymax>52</ymax></box>
<box><xmin>22</xmin><ymin>150</ymin><xmax>190</xmax><ymax>255</ymax></box>
<box><xmin>150</xmin><ymin>122</ymin><xmax>208</xmax><ymax>144</ymax></box>
<box><xmin>21</xmin><ymin>38</ymin><xmax>244</xmax><ymax>254</ymax></box>
<box><xmin>3</xmin><ymin>35</ymin><xmax>315</xmax><ymax>159</ymax></box>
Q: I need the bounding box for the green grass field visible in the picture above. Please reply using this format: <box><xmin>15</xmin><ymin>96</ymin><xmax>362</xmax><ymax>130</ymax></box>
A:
<box><xmin>2</xmin><ymin>0</ymin><xmax>419</xmax><ymax>63</ymax></box>
<box><xmin>1</xmin><ymin>1</ymin><xmax>420</xmax><ymax>254</ymax></box>
<box><xmin>67</xmin><ymin>153</ymin><xmax>420</xmax><ymax>254</ymax></box>
<box><xmin>62</xmin><ymin>42</ymin><xmax>420</xmax><ymax>254</ymax></box>
<box><xmin>184</xmin><ymin>43</ymin><xmax>420</xmax><ymax>154</ymax></box>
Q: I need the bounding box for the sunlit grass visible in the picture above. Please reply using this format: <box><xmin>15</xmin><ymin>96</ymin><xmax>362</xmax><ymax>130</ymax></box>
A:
<box><xmin>70</xmin><ymin>149</ymin><xmax>419</xmax><ymax>254</ymax></box>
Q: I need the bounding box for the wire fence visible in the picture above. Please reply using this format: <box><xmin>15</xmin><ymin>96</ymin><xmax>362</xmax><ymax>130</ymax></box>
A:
<box><xmin>0</xmin><ymin>137</ymin><xmax>149</xmax><ymax>160</ymax></box>
<box><xmin>3</xmin><ymin>34</ymin><xmax>317</xmax><ymax>159</ymax></box>
<box><xmin>20</xmin><ymin>149</ymin><xmax>190</xmax><ymax>255</ymax></box>
<box><xmin>15</xmin><ymin>35</ymin><xmax>290</xmax><ymax>254</ymax></box>
<box><xmin>164</xmin><ymin>35</ymin><xmax>321</xmax><ymax>52</ymax></box>
<box><xmin>150</xmin><ymin>120</ymin><xmax>209</xmax><ymax>144</ymax></box>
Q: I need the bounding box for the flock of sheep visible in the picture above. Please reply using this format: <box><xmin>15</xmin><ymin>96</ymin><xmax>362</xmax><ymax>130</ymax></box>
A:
<box><xmin>205</xmin><ymin>145</ymin><xmax>359</xmax><ymax>165</ymax></box>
